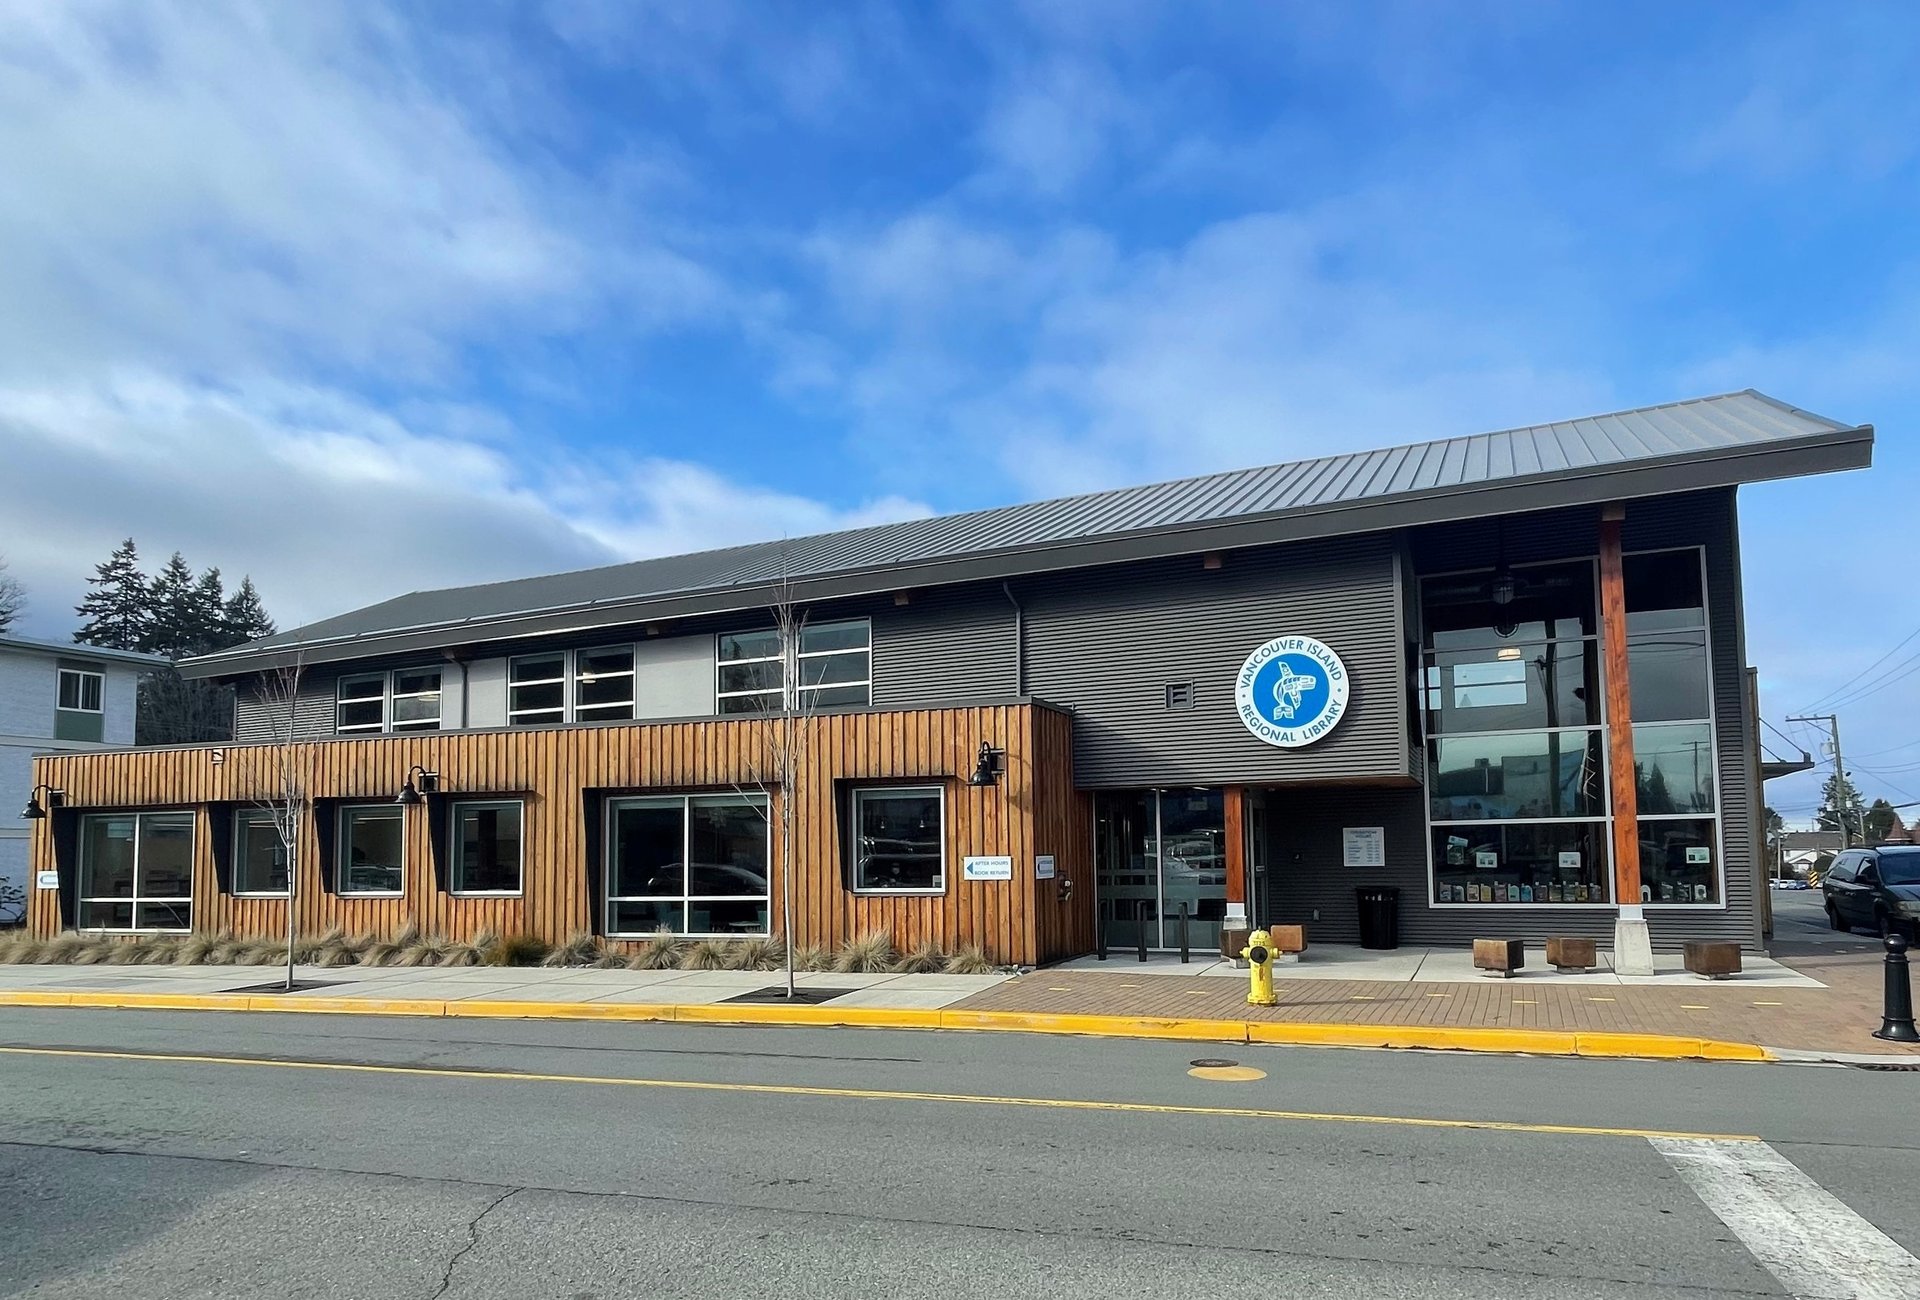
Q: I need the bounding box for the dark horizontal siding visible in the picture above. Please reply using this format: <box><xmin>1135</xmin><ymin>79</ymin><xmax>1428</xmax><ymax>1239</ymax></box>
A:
<box><xmin>871</xmin><ymin>588</ymin><xmax>1015</xmax><ymax>706</ymax></box>
<box><xmin>1020</xmin><ymin>536</ymin><xmax>1408</xmax><ymax>787</ymax></box>
<box><xmin>232</xmin><ymin>673</ymin><xmax>334</xmax><ymax>743</ymax></box>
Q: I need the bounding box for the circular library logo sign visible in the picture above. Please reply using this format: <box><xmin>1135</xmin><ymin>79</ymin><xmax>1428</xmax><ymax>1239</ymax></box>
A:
<box><xmin>1234</xmin><ymin>635</ymin><xmax>1349</xmax><ymax>748</ymax></box>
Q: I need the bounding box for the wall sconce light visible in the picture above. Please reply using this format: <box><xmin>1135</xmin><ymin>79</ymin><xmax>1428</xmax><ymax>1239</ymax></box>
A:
<box><xmin>394</xmin><ymin>766</ymin><xmax>439</xmax><ymax>806</ymax></box>
<box><xmin>966</xmin><ymin>742</ymin><xmax>1005</xmax><ymax>787</ymax></box>
<box><xmin>20</xmin><ymin>784</ymin><xmax>64</xmax><ymax>820</ymax></box>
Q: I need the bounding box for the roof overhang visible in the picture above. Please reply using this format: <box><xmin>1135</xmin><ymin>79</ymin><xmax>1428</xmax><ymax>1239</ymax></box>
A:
<box><xmin>181</xmin><ymin>420</ymin><xmax>1873</xmax><ymax>680</ymax></box>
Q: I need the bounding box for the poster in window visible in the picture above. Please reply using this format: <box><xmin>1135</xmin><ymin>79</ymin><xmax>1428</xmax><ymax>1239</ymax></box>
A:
<box><xmin>1474</xmin><ymin>850</ymin><xmax>1498</xmax><ymax>871</ymax></box>
<box><xmin>1342</xmin><ymin>827</ymin><xmax>1385</xmax><ymax>869</ymax></box>
<box><xmin>1685</xmin><ymin>846</ymin><xmax>1711</xmax><ymax>864</ymax></box>
<box><xmin>1558</xmin><ymin>851</ymin><xmax>1581</xmax><ymax>871</ymax></box>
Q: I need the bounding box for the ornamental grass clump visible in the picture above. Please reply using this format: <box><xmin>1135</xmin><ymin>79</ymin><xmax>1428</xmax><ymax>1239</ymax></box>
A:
<box><xmin>943</xmin><ymin>943</ymin><xmax>995</xmax><ymax>975</ymax></box>
<box><xmin>627</xmin><ymin>927</ymin><xmax>685</xmax><ymax>971</ymax></box>
<box><xmin>682</xmin><ymin>937</ymin><xmax>732</xmax><ymax>970</ymax></box>
<box><xmin>35</xmin><ymin>935</ymin><xmax>87</xmax><ymax>965</ymax></box>
<box><xmin>791</xmin><ymin>942</ymin><xmax>829</xmax><ymax>972</ymax></box>
<box><xmin>833</xmin><ymin>929</ymin><xmax>895</xmax><ymax>974</ymax></box>
<box><xmin>728</xmin><ymin>934</ymin><xmax>785</xmax><ymax>971</ymax></box>
<box><xmin>536</xmin><ymin>931</ymin><xmax>596</xmax><ymax>967</ymax></box>
<box><xmin>892</xmin><ymin>938</ymin><xmax>945</xmax><ymax>974</ymax></box>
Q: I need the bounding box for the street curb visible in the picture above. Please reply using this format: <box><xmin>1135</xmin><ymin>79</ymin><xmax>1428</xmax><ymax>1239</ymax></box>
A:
<box><xmin>0</xmin><ymin>990</ymin><xmax>1775</xmax><ymax>1061</ymax></box>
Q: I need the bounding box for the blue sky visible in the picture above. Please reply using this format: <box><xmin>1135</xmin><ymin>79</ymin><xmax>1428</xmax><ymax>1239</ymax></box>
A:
<box><xmin>1</xmin><ymin>1</ymin><xmax>1915</xmax><ymax>824</ymax></box>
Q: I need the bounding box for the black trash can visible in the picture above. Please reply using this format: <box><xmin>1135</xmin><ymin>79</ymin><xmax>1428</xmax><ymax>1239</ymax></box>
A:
<box><xmin>1355</xmin><ymin>885</ymin><xmax>1401</xmax><ymax>950</ymax></box>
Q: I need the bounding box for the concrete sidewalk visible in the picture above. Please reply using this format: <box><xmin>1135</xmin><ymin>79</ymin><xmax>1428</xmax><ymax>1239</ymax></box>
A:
<box><xmin>0</xmin><ymin>944</ymin><xmax>1908</xmax><ymax>1063</ymax></box>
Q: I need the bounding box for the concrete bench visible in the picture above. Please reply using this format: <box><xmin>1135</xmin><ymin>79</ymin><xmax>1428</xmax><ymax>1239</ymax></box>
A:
<box><xmin>1545</xmin><ymin>936</ymin><xmax>1597</xmax><ymax>973</ymax></box>
<box><xmin>1473</xmin><ymin>938</ymin><xmax>1525</xmax><ymax>978</ymax></box>
<box><xmin>1683</xmin><ymin>941</ymin><xmax>1742</xmax><ymax>980</ymax></box>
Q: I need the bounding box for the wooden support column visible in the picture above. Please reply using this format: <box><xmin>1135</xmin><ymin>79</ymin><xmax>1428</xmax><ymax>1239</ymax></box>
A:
<box><xmin>1600</xmin><ymin>503</ymin><xmax>1654</xmax><ymax>973</ymax></box>
<box><xmin>1223</xmin><ymin>786</ymin><xmax>1247</xmax><ymax>925</ymax></box>
<box><xmin>1598</xmin><ymin>506</ymin><xmax>1641</xmax><ymax>906</ymax></box>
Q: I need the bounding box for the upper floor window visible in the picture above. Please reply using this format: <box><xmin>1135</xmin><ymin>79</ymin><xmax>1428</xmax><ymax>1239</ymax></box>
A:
<box><xmin>55</xmin><ymin>666</ymin><xmax>107</xmax><ymax>742</ymax></box>
<box><xmin>716</xmin><ymin>619</ymin><xmax>870</xmax><ymax>715</ymax></box>
<box><xmin>337</xmin><ymin>668</ymin><xmax>442</xmax><ymax>734</ymax></box>
<box><xmin>509</xmin><ymin>647</ymin><xmax>634</xmax><ymax>726</ymax></box>
<box><xmin>58</xmin><ymin>669</ymin><xmax>104</xmax><ymax>713</ymax></box>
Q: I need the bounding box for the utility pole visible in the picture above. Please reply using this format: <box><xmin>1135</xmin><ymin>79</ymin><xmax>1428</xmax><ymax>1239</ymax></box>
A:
<box><xmin>1787</xmin><ymin>712</ymin><xmax>1849</xmax><ymax>847</ymax></box>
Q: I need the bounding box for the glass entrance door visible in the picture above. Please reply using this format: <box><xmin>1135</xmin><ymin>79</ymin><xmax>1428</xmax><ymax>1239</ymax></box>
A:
<box><xmin>1094</xmin><ymin>789</ymin><xmax>1227</xmax><ymax>950</ymax></box>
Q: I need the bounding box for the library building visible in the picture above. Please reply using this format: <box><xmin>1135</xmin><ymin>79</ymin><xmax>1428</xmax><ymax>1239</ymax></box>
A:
<box><xmin>24</xmin><ymin>391</ymin><xmax>1872</xmax><ymax>966</ymax></box>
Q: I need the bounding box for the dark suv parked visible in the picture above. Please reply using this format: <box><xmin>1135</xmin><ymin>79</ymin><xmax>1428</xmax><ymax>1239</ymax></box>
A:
<box><xmin>1823</xmin><ymin>846</ymin><xmax>1920</xmax><ymax>939</ymax></box>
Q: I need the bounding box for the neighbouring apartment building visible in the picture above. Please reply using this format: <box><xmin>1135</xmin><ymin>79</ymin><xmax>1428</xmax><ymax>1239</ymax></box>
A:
<box><xmin>2</xmin><ymin>635</ymin><xmax>165</xmax><ymax>923</ymax></box>
<box><xmin>23</xmin><ymin>392</ymin><xmax>1873</xmax><ymax>962</ymax></box>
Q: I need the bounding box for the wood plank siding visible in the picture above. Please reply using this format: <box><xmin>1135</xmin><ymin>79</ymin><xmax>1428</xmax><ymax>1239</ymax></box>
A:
<box><xmin>27</xmin><ymin>702</ymin><xmax>1076</xmax><ymax>965</ymax></box>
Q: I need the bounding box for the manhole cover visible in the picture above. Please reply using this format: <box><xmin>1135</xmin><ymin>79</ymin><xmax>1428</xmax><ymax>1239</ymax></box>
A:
<box><xmin>1190</xmin><ymin>1058</ymin><xmax>1239</xmax><ymax>1069</ymax></box>
<box><xmin>722</xmin><ymin>986</ymin><xmax>846</xmax><ymax>1005</ymax></box>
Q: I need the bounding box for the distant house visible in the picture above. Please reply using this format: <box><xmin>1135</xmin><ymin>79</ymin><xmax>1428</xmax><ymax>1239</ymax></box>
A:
<box><xmin>0</xmin><ymin>635</ymin><xmax>166</xmax><ymax>922</ymax></box>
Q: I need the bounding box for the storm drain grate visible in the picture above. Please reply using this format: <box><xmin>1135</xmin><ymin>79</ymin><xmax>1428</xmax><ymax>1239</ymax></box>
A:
<box><xmin>721</xmin><ymin>986</ymin><xmax>847</xmax><ymax>1005</ymax></box>
<box><xmin>1848</xmin><ymin>1061</ymin><xmax>1920</xmax><ymax>1071</ymax></box>
<box><xmin>221</xmin><ymin>980</ymin><xmax>347</xmax><ymax>995</ymax></box>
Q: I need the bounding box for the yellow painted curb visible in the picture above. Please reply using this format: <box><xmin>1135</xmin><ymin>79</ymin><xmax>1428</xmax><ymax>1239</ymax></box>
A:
<box><xmin>0</xmin><ymin>990</ymin><xmax>1774</xmax><ymax>1060</ymax></box>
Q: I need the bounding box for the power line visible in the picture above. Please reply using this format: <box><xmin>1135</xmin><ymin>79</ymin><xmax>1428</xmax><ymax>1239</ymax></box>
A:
<box><xmin>1819</xmin><ymin>645</ymin><xmax>1920</xmax><ymax>713</ymax></box>
<box><xmin>1802</xmin><ymin>623</ymin><xmax>1920</xmax><ymax>710</ymax></box>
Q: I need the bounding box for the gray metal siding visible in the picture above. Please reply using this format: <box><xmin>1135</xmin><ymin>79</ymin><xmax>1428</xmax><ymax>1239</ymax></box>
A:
<box><xmin>232</xmin><ymin>673</ymin><xmax>335</xmax><ymax>743</ymax></box>
<box><xmin>871</xmin><ymin>588</ymin><xmax>1016</xmax><ymax>706</ymax></box>
<box><xmin>1021</xmin><ymin>536</ymin><xmax>1408</xmax><ymax>787</ymax></box>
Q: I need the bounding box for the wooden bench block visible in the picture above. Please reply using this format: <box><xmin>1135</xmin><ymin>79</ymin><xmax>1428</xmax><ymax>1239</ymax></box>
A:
<box><xmin>1683</xmin><ymin>941</ymin><xmax>1742</xmax><ymax>979</ymax></box>
<box><xmin>1269</xmin><ymin>925</ymin><xmax>1307</xmax><ymax>954</ymax></box>
<box><xmin>1545</xmin><ymin>936</ymin><xmax>1597</xmax><ymax>972</ymax></box>
<box><xmin>1220</xmin><ymin>928</ymin><xmax>1250</xmax><ymax>965</ymax></box>
<box><xmin>1473</xmin><ymin>938</ymin><xmax>1525</xmax><ymax>977</ymax></box>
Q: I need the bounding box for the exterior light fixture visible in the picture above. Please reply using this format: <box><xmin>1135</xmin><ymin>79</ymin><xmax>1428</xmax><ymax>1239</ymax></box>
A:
<box><xmin>1495</xmin><ymin>646</ymin><xmax>1523</xmax><ymax>662</ymax></box>
<box><xmin>395</xmin><ymin>766</ymin><xmax>439</xmax><ymax>806</ymax></box>
<box><xmin>966</xmin><ymin>743</ymin><xmax>1005</xmax><ymax>787</ymax></box>
<box><xmin>1490</xmin><ymin>567</ymin><xmax>1517</xmax><ymax>606</ymax></box>
<box><xmin>20</xmin><ymin>784</ymin><xmax>64</xmax><ymax>820</ymax></box>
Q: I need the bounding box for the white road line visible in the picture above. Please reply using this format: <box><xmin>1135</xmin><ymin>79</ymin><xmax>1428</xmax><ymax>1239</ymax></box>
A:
<box><xmin>1651</xmin><ymin>1137</ymin><xmax>1920</xmax><ymax>1299</ymax></box>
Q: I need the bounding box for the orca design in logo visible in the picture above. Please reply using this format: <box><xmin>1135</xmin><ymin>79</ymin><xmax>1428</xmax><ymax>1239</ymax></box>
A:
<box><xmin>1234</xmin><ymin>635</ymin><xmax>1350</xmax><ymax>749</ymax></box>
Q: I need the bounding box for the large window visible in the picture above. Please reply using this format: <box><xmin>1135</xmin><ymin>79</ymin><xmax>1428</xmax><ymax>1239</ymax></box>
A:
<box><xmin>336</xmin><ymin>668</ymin><xmax>442</xmax><ymax>734</ymax></box>
<box><xmin>58</xmin><ymin>668</ymin><xmax>103</xmax><ymax>713</ymax></box>
<box><xmin>78</xmin><ymin>812</ymin><xmax>194</xmax><ymax>931</ymax></box>
<box><xmin>1628</xmin><ymin>549</ymin><xmax>1719</xmax><ymax>905</ymax></box>
<box><xmin>605</xmin><ymin>794</ymin><xmax>769</xmax><ymax>936</ymax></box>
<box><xmin>717</xmin><ymin>620</ymin><xmax>870</xmax><ymax>715</ymax></box>
<box><xmin>232</xmin><ymin>808</ymin><xmax>290</xmax><ymax>896</ymax></box>
<box><xmin>1421</xmin><ymin>560</ymin><xmax>1611</xmax><ymax>906</ymax></box>
<box><xmin>510</xmin><ymin>647</ymin><xmax>635</xmax><ymax>726</ymax></box>
<box><xmin>849</xmin><ymin>786</ymin><xmax>946</xmax><ymax>893</ymax></box>
<box><xmin>450</xmin><ymin>801</ymin><xmax>523</xmax><ymax>896</ymax></box>
<box><xmin>337</xmin><ymin>805</ymin><xmax>406</xmax><ymax>896</ymax></box>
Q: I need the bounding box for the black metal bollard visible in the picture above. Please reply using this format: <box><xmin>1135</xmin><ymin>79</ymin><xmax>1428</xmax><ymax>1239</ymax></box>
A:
<box><xmin>1137</xmin><ymin>899</ymin><xmax>1149</xmax><ymax>963</ymax></box>
<box><xmin>1179</xmin><ymin>901</ymin><xmax>1190</xmax><ymax>964</ymax></box>
<box><xmin>1096</xmin><ymin>898</ymin><xmax>1108</xmax><ymax>961</ymax></box>
<box><xmin>1874</xmin><ymin>932</ymin><xmax>1919</xmax><ymax>1043</ymax></box>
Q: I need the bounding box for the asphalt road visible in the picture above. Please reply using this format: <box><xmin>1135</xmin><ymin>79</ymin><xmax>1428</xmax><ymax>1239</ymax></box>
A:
<box><xmin>1769</xmin><ymin>884</ymin><xmax>1890</xmax><ymax>955</ymax></box>
<box><xmin>1</xmin><ymin>1009</ymin><xmax>1916</xmax><ymax>1298</ymax></box>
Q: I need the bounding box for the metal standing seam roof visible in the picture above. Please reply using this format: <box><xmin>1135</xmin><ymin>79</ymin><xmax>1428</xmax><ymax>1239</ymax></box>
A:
<box><xmin>183</xmin><ymin>389</ymin><xmax>1872</xmax><ymax>677</ymax></box>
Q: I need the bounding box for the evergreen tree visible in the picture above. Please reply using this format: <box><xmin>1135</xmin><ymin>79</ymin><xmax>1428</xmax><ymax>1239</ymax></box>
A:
<box><xmin>1865</xmin><ymin>798</ymin><xmax>1898</xmax><ymax>844</ymax></box>
<box><xmin>0</xmin><ymin>554</ymin><xmax>23</xmax><ymax>634</ymax></box>
<box><xmin>222</xmin><ymin>576</ymin><xmax>276</xmax><ymax>646</ymax></box>
<box><xmin>189</xmin><ymin>566</ymin><xmax>227</xmax><ymax>656</ymax></box>
<box><xmin>74</xmin><ymin>538</ymin><xmax>148</xmax><ymax>650</ymax></box>
<box><xmin>1816</xmin><ymin>770</ymin><xmax>1868</xmax><ymax>843</ymax></box>
<box><xmin>140</xmin><ymin>552</ymin><xmax>199</xmax><ymax>658</ymax></box>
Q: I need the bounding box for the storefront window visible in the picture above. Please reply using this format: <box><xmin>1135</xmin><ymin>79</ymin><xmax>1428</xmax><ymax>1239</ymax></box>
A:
<box><xmin>606</xmin><ymin>794</ymin><xmax>770</xmax><ymax>936</ymax></box>
<box><xmin>78</xmin><ymin>811</ymin><xmax>195</xmax><ymax>931</ymax></box>
<box><xmin>849</xmin><ymin>787</ymin><xmax>945</xmax><ymax>893</ymax></box>
<box><xmin>1431</xmin><ymin>822</ymin><xmax>1610</xmax><ymax>905</ymax></box>
<box><xmin>1636</xmin><ymin>818</ymin><xmax>1719</xmax><ymax>904</ymax></box>
<box><xmin>1423</xmin><ymin>640</ymin><xmax>1598</xmax><ymax>734</ymax></box>
<box><xmin>450</xmin><ymin>801</ymin><xmax>523</xmax><ymax>895</ymax></box>
<box><xmin>232</xmin><ymin>808</ymin><xmax>290</xmax><ymax>895</ymax></box>
<box><xmin>1628</xmin><ymin>630</ymin><xmax>1710</xmax><ymax>722</ymax></box>
<box><xmin>337</xmin><ymin>806</ymin><xmax>405</xmax><ymax>896</ymax></box>
<box><xmin>1633</xmin><ymin>723</ymin><xmax>1716</xmax><ymax>815</ymax></box>
<box><xmin>1428</xmin><ymin>731</ymin><xmax>1606</xmax><ymax>821</ymax></box>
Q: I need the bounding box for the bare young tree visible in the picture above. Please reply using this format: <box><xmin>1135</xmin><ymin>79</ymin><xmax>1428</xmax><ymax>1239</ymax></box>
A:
<box><xmin>253</xmin><ymin>659</ymin><xmax>313</xmax><ymax>991</ymax></box>
<box><xmin>736</xmin><ymin>575</ymin><xmax>811</xmax><ymax>999</ymax></box>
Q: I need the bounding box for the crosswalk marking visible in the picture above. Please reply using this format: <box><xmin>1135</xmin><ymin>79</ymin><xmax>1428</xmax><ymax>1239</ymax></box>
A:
<box><xmin>1652</xmin><ymin>1137</ymin><xmax>1920</xmax><ymax>1299</ymax></box>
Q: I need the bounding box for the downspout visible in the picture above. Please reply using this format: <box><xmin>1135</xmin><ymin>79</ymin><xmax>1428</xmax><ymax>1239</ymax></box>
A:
<box><xmin>444</xmin><ymin>651</ymin><xmax>469</xmax><ymax>729</ymax></box>
<box><xmin>1002</xmin><ymin>582</ymin><xmax>1024</xmax><ymax>697</ymax></box>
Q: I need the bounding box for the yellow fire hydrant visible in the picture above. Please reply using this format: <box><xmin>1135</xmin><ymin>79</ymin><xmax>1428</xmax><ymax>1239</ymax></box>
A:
<box><xmin>1242</xmin><ymin>928</ymin><xmax>1278</xmax><ymax>1006</ymax></box>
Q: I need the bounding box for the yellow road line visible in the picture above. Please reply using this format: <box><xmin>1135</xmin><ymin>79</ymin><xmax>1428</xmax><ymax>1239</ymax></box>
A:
<box><xmin>0</xmin><ymin>1044</ymin><xmax>1761</xmax><ymax>1144</ymax></box>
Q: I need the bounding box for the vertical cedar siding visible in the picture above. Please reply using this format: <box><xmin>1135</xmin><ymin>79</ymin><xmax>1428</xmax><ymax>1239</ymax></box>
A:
<box><xmin>27</xmin><ymin>703</ymin><xmax>1070</xmax><ymax>965</ymax></box>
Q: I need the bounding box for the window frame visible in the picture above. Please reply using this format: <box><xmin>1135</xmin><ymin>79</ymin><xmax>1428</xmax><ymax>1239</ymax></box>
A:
<box><xmin>335</xmin><ymin>672</ymin><xmax>389</xmax><ymax>734</ymax></box>
<box><xmin>57</xmin><ymin>668</ymin><xmax>105</xmax><ymax>714</ymax></box>
<box><xmin>388</xmin><ymin>666</ymin><xmax>444</xmax><ymax>733</ymax></box>
<box><xmin>848</xmin><ymin>784</ymin><xmax>948</xmax><ymax>896</ymax></box>
<box><xmin>231</xmin><ymin>806</ymin><xmax>293</xmax><ymax>898</ymax></box>
<box><xmin>508</xmin><ymin>646</ymin><xmax>637</xmax><ymax>727</ymax></box>
<box><xmin>447</xmin><ymin>799</ymin><xmax>526</xmax><ymax>898</ymax></box>
<box><xmin>76</xmin><ymin>810</ymin><xmax>196</xmax><ymax>933</ymax></box>
<box><xmin>603</xmin><ymin>792</ymin><xmax>772</xmax><ymax>938</ymax></box>
<box><xmin>335</xmin><ymin>804</ymin><xmax>408</xmax><ymax>898</ymax></box>
<box><xmin>334</xmin><ymin>668</ymin><xmax>444</xmax><ymax>735</ymax></box>
<box><xmin>715</xmin><ymin>618</ymin><xmax>872</xmax><ymax>715</ymax></box>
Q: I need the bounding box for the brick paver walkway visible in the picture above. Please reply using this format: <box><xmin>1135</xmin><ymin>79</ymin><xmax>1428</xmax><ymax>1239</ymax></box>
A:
<box><xmin>951</xmin><ymin>952</ymin><xmax>1920</xmax><ymax>1058</ymax></box>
